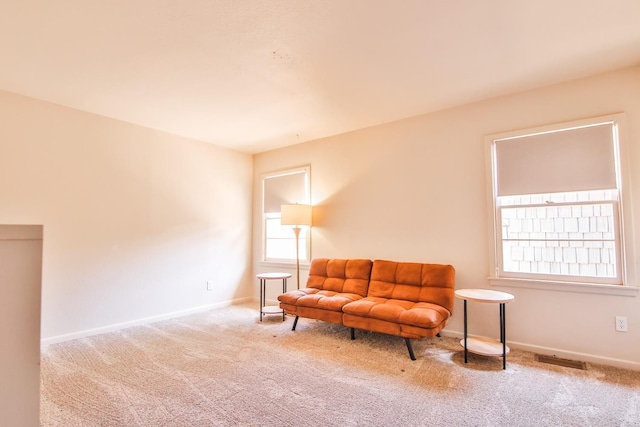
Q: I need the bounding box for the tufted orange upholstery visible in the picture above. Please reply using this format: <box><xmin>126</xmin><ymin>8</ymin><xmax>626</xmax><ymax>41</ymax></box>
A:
<box><xmin>277</xmin><ymin>258</ymin><xmax>455</xmax><ymax>360</ymax></box>
<box><xmin>342</xmin><ymin>260</ymin><xmax>455</xmax><ymax>340</ymax></box>
<box><xmin>278</xmin><ymin>258</ymin><xmax>372</xmax><ymax>325</ymax></box>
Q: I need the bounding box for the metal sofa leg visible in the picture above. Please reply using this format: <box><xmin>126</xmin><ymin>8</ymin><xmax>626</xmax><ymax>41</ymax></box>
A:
<box><xmin>292</xmin><ymin>315</ymin><xmax>299</xmax><ymax>331</ymax></box>
<box><xmin>405</xmin><ymin>338</ymin><xmax>416</xmax><ymax>360</ymax></box>
<box><xmin>351</xmin><ymin>328</ymin><xmax>355</xmax><ymax>340</ymax></box>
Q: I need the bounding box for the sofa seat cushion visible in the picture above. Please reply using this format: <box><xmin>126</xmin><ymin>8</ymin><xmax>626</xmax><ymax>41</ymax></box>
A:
<box><xmin>278</xmin><ymin>288</ymin><xmax>364</xmax><ymax>312</ymax></box>
<box><xmin>342</xmin><ymin>297</ymin><xmax>450</xmax><ymax>329</ymax></box>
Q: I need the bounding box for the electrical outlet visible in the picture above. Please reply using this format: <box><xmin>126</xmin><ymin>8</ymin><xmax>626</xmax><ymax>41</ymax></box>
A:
<box><xmin>615</xmin><ymin>316</ymin><xmax>628</xmax><ymax>332</ymax></box>
<box><xmin>207</xmin><ymin>281</ymin><xmax>214</xmax><ymax>291</ymax></box>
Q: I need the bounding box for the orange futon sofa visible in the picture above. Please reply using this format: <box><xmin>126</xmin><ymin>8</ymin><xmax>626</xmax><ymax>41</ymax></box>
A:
<box><xmin>277</xmin><ymin>258</ymin><xmax>455</xmax><ymax>360</ymax></box>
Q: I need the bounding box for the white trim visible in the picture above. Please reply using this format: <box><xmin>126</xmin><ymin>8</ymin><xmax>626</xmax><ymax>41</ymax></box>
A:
<box><xmin>613</xmin><ymin>114</ymin><xmax>637</xmax><ymax>286</ymax></box>
<box><xmin>40</xmin><ymin>297</ymin><xmax>252</xmax><ymax>347</ymax></box>
<box><xmin>441</xmin><ymin>330</ymin><xmax>640</xmax><ymax>371</ymax></box>
<box><xmin>489</xmin><ymin>277</ymin><xmax>638</xmax><ymax>297</ymax></box>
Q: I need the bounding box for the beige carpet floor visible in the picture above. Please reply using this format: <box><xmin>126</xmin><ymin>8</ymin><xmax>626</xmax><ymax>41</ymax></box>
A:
<box><xmin>41</xmin><ymin>303</ymin><xmax>640</xmax><ymax>426</ymax></box>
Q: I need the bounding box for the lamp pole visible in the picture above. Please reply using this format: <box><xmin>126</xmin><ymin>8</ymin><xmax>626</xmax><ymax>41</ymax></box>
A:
<box><xmin>293</xmin><ymin>226</ymin><xmax>301</xmax><ymax>289</ymax></box>
<box><xmin>280</xmin><ymin>203</ymin><xmax>312</xmax><ymax>291</ymax></box>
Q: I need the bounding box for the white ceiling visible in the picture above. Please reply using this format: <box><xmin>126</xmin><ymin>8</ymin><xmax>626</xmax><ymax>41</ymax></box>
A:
<box><xmin>2</xmin><ymin>1</ymin><xmax>640</xmax><ymax>153</ymax></box>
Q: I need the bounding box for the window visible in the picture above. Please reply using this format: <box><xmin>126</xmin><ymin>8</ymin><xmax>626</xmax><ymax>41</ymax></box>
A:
<box><xmin>262</xmin><ymin>167</ymin><xmax>310</xmax><ymax>263</ymax></box>
<box><xmin>486</xmin><ymin>115</ymin><xmax>634</xmax><ymax>288</ymax></box>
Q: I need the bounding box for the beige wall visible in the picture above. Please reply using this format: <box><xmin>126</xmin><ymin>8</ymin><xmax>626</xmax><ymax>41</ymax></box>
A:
<box><xmin>0</xmin><ymin>90</ymin><xmax>253</xmax><ymax>342</ymax></box>
<box><xmin>253</xmin><ymin>66</ymin><xmax>640</xmax><ymax>369</ymax></box>
<box><xmin>0</xmin><ymin>225</ymin><xmax>42</xmax><ymax>427</ymax></box>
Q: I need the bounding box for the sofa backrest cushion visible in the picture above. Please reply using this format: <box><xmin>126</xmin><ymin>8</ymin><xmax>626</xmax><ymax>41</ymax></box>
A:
<box><xmin>369</xmin><ymin>260</ymin><xmax>456</xmax><ymax>313</ymax></box>
<box><xmin>306</xmin><ymin>258</ymin><xmax>372</xmax><ymax>297</ymax></box>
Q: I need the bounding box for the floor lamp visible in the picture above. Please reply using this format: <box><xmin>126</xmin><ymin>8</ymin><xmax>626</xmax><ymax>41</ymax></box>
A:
<box><xmin>280</xmin><ymin>204</ymin><xmax>312</xmax><ymax>289</ymax></box>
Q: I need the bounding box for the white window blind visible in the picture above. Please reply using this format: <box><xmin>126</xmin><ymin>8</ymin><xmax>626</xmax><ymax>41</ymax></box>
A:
<box><xmin>263</xmin><ymin>170</ymin><xmax>308</xmax><ymax>213</ymax></box>
<box><xmin>495</xmin><ymin>123</ymin><xmax>617</xmax><ymax>196</ymax></box>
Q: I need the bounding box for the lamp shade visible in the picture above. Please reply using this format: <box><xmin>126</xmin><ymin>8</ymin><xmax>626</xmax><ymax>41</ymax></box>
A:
<box><xmin>280</xmin><ymin>204</ymin><xmax>312</xmax><ymax>226</ymax></box>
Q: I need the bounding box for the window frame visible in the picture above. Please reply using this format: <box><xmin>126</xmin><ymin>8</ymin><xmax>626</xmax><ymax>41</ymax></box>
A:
<box><xmin>485</xmin><ymin>114</ymin><xmax>637</xmax><ymax>295</ymax></box>
<box><xmin>261</xmin><ymin>166</ymin><xmax>311</xmax><ymax>265</ymax></box>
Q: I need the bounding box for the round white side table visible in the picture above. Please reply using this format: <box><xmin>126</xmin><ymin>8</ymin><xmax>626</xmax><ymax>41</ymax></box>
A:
<box><xmin>256</xmin><ymin>272</ymin><xmax>291</xmax><ymax>321</ymax></box>
<box><xmin>455</xmin><ymin>288</ymin><xmax>514</xmax><ymax>369</ymax></box>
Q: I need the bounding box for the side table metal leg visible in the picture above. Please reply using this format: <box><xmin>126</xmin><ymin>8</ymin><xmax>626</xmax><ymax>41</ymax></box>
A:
<box><xmin>281</xmin><ymin>278</ymin><xmax>286</xmax><ymax>321</ymax></box>
<box><xmin>500</xmin><ymin>303</ymin><xmax>504</xmax><ymax>343</ymax></box>
<box><xmin>501</xmin><ymin>303</ymin><xmax>506</xmax><ymax>370</ymax></box>
<box><xmin>463</xmin><ymin>299</ymin><xmax>468</xmax><ymax>363</ymax></box>
<box><xmin>259</xmin><ymin>279</ymin><xmax>264</xmax><ymax>321</ymax></box>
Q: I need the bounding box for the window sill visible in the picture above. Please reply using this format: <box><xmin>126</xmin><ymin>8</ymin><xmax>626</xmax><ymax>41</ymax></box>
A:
<box><xmin>488</xmin><ymin>277</ymin><xmax>639</xmax><ymax>297</ymax></box>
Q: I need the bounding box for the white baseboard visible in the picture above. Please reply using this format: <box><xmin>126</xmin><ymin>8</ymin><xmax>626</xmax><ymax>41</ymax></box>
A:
<box><xmin>441</xmin><ymin>330</ymin><xmax>640</xmax><ymax>371</ymax></box>
<box><xmin>41</xmin><ymin>297</ymin><xmax>253</xmax><ymax>347</ymax></box>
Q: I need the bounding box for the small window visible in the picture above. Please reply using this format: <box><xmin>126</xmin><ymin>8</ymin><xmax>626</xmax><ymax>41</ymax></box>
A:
<box><xmin>262</xmin><ymin>167</ymin><xmax>310</xmax><ymax>263</ymax></box>
<box><xmin>486</xmin><ymin>115</ymin><xmax>634</xmax><ymax>286</ymax></box>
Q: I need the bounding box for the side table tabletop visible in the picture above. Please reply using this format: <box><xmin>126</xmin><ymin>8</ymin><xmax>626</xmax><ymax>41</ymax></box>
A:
<box><xmin>257</xmin><ymin>272</ymin><xmax>291</xmax><ymax>321</ymax></box>
<box><xmin>455</xmin><ymin>288</ymin><xmax>514</xmax><ymax>370</ymax></box>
